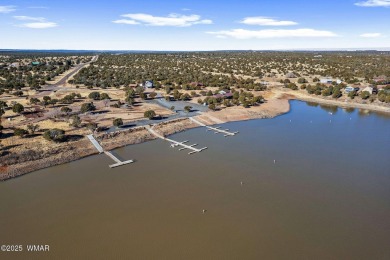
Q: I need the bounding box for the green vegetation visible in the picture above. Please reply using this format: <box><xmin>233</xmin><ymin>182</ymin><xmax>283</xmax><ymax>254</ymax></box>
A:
<box><xmin>184</xmin><ymin>106</ymin><xmax>192</xmax><ymax>113</ymax></box>
<box><xmin>43</xmin><ymin>129</ymin><xmax>66</xmax><ymax>142</ymax></box>
<box><xmin>80</xmin><ymin>102</ymin><xmax>96</xmax><ymax>113</ymax></box>
<box><xmin>69</xmin><ymin>115</ymin><xmax>82</xmax><ymax>128</ymax></box>
<box><xmin>12</xmin><ymin>103</ymin><xmax>24</xmax><ymax>114</ymax></box>
<box><xmin>144</xmin><ymin>110</ymin><xmax>156</xmax><ymax>119</ymax></box>
<box><xmin>14</xmin><ymin>128</ymin><xmax>28</xmax><ymax>137</ymax></box>
<box><xmin>113</xmin><ymin>118</ymin><xmax>123</xmax><ymax>127</ymax></box>
<box><xmin>0</xmin><ymin>53</ymin><xmax>92</xmax><ymax>91</ymax></box>
<box><xmin>27</xmin><ymin>124</ymin><xmax>39</xmax><ymax>134</ymax></box>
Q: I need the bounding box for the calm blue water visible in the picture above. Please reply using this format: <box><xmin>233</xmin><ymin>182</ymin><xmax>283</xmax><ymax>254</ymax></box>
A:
<box><xmin>1</xmin><ymin>101</ymin><xmax>389</xmax><ymax>260</ymax></box>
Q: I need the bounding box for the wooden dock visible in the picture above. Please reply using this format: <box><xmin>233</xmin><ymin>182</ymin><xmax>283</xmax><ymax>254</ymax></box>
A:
<box><xmin>86</xmin><ymin>134</ymin><xmax>134</xmax><ymax>168</ymax></box>
<box><xmin>189</xmin><ymin>117</ymin><xmax>239</xmax><ymax>137</ymax></box>
<box><xmin>146</xmin><ymin>125</ymin><xmax>207</xmax><ymax>155</ymax></box>
<box><xmin>104</xmin><ymin>151</ymin><xmax>134</xmax><ymax>168</ymax></box>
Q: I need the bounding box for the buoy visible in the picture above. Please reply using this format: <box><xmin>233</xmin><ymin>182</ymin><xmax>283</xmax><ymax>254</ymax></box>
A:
<box><xmin>202</xmin><ymin>209</ymin><xmax>206</xmax><ymax>214</ymax></box>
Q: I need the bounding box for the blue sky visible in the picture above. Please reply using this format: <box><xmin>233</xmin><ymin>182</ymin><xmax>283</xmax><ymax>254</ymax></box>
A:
<box><xmin>0</xmin><ymin>0</ymin><xmax>389</xmax><ymax>50</ymax></box>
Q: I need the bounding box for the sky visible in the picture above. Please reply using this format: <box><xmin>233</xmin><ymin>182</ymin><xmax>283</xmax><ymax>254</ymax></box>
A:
<box><xmin>0</xmin><ymin>0</ymin><xmax>389</xmax><ymax>50</ymax></box>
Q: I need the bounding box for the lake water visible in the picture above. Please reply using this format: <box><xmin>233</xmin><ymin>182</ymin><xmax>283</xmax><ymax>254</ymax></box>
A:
<box><xmin>1</xmin><ymin>101</ymin><xmax>389</xmax><ymax>259</ymax></box>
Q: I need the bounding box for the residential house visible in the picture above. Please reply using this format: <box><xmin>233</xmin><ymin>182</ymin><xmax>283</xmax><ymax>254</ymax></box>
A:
<box><xmin>362</xmin><ymin>86</ymin><xmax>374</xmax><ymax>95</ymax></box>
<box><xmin>320</xmin><ymin>77</ymin><xmax>342</xmax><ymax>84</ymax></box>
<box><xmin>144</xmin><ymin>80</ymin><xmax>154</xmax><ymax>88</ymax></box>
<box><xmin>285</xmin><ymin>72</ymin><xmax>296</xmax><ymax>78</ymax></box>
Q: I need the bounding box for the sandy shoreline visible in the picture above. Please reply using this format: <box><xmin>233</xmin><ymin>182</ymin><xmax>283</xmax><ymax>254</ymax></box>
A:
<box><xmin>1</xmin><ymin>93</ymin><xmax>388</xmax><ymax>181</ymax></box>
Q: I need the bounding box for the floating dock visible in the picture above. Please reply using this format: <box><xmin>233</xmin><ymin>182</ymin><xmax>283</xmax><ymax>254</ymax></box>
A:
<box><xmin>189</xmin><ymin>117</ymin><xmax>239</xmax><ymax>137</ymax></box>
<box><xmin>146</xmin><ymin>125</ymin><xmax>207</xmax><ymax>155</ymax></box>
<box><xmin>87</xmin><ymin>134</ymin><xmax>134</xmax><ymax>168</ymax></box>
<box><xmin>104</xmin><ymin>151</ymin><xmax>134</xmax><ymax>168</ymax></box>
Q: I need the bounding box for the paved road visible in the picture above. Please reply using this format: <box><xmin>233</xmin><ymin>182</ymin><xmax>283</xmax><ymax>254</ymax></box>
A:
<box><xmin>36</xmin><ymin>55</ymin><xmax>98</xmax><ymax>97</ymax></box>
<box><xmin>107</xmin><ymin>98</ymin><xmax>209</xmax><ymax>133</ymax></box>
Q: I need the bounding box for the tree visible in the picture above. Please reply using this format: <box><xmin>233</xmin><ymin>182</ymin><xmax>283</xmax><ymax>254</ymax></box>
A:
<box><xmin>360</xmin><ymin>91</ymin><xmax>370</xmax><ymax>100</ymax></box>
<box><xmin>12</xmin><ymin>103</ymin><xmax>24</xmax><ymax>114</ymax></box>
<box><xmin>332</xmin><ymin>88</ymin><xmax>342</xmax><ymax>98</ymax></box>
<box><xmin>43</xmin><ymin>96</ymin><xmax>51</xmax><ymax>102</ymax></box>
<box><xmin>86</xmin><ymin>122</ymin><xmax>98</xmax><ymax>131</ymax></box>
<box><xmin>113</xmin><ymin>118</ymin><xmax>123</xmax><ymax>127</ymax></box>
<box><xmin>14</xmin><ymin>128</ymin><xmax>28</xmax><ymax>137</ymax></box>
<box><xmin>125</xmin><ymin>96</ymin><xmax>134</xmax><ymax>106</ymax></box>
<box><xmin>144</xmin><ymin>110</ymin><xmax>156</xmax><ymax>119</ymax></box>
<box><xmin>88</xmin><ymin>91</ymin><xmax>101</xmax><ymax>100</ymax></box>
<box><xmin>298</xmin><ymin>78</ymin><xmax>307</xmax><ymax>84</ymax></box>
<box><xmin>30</xmin><ymin>97</ymin><xmax>40</xmax><ymax>105</ymax></box>
<box><xmin>170</xmin><ymin>106</ymin><xmax>175</xmax><ymax>111</ymax></box>
<box><xmin>140</xmin><ymin>92</ymin><xmax>147</xmax><ymax>100</ymax></box>
<box><xmin>27</xmin><ymin>124</ymin><xmax>39</xmax><ymax>134</ymax></box>
<box><xmin>69</xmin><ymin>115</ymin><xmax>82</xmax><ymax>127</ymax></box>
<box><xmin>184</xmin><ymin>106</ymin><xmax>192</xmax><ymax>113</ymax></box>
<box><xmin>127</xmin><ymin>88</ymin><xmax>136</xmax><ymax>98</ymax></box>
<box><xmin>61</xmin><ymin>106</ymin><xmax>72</xmax><ymax>114</ymax></box>
<box><xmin>149</xmin><ymin>92</ymin><xmax>157</xmax><ymax>99</ymax></box>
<box><xmin>100</xmin><ymin>93</ymin><xmax>110</xmax><ymax>100</ymax></box>
<box><xmin>208</xmin><ymin>103</ymin><xmax>216</xmax><ymax>111</ymax></box>
<box><xmin>0</xmin><ymin>101</ymin><xmax>7</xmax><ymax>125</ymax></box>
<box><xmin>43</xmin><ymin>129</ymin><xmax>66</xmax><ymax>142</ymax></box>
<box><xmin>252</xmin><ymin>95</ymin><xmax>264</xmax><ymax>104</ymax></box>
<box><xmin>348</xmin><ymin>90</ymin><xmax>357</xmax><ymax>99</ymax></box>
<box><xmin>80</xmin><ymin>102</ymin><xmax>96</xmax><ymax>113</ymax></box>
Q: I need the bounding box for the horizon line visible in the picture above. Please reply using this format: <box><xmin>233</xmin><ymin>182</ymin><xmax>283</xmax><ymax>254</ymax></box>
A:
<box><xmin>1</xmin><ymin>48</ymin><xmax>390</xmax><ymax>52</ymax></box>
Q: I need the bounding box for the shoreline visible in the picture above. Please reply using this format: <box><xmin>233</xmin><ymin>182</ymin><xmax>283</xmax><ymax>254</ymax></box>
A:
<box><xmin>1</xmin><ymin>95</ymin><xmax>388</xmax><ymax>181</ymax></box>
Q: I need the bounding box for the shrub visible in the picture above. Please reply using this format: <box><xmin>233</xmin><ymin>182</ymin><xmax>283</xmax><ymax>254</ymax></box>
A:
<box><xmin>113</xmin><ymin>118</ymin><xmax>124</xmax><ymax>127</ymax></box>
<box><xmin>144</xmin><ymin>110</ymin><xmax>156</xmax><ymax>119</ymax></box>
<box><xmin>100</xmin><ymin>93</ymin><xmax>110</xmax><ymax>100</ymax></box>
<box><xmin>88</xmin><ymin>92</ymin><xmax>101</xmax><ymax>100</ymax></box>
<box><xmin>360</xmin><ymin>91</ymin><xmax>370</xmax><ymax>100</ymax></box>
<box><xmin>61</xmin><ymin>107</ymin><xmax>72</xmax><ymax>113</ymax></box>
<box><xmin>80</xmin><ymin>102</ymin><xmax>96</xmax><ymax>113</ymax></box>
<box><xmin>14</xmin><ymin>128</ymin><xmax>28</xmax><ymax>137</ymax></box>
<box><xmin>12</xmin><ymin>103</ymin><xmax>24</xmax><ymax>114</ymax></box>
<box><xmin>43</xmin><ymin>129</ymin><xmax>66</xmax><ymax>142</ymax></box>
<box><xmin>184</xmin><ymin>106</ymin><xmax>192</xmax><ymax>113</ymax></box>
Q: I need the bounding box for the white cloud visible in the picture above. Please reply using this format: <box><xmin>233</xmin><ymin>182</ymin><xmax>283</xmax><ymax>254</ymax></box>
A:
<box><xmin>207</xmin><ymin>28</ymin><xmax>338</xmax><ymax>39</ymax></box>
<box><xmin>113</xmin><ymin>13</ymin><xmax>212</xmax><ymax>27</ymax></box>
<box><xmin>13</xmin><ymin>16</ymin><xmax>57</xmax><ymax>29</ymax></box>
<box><xmin>112</xmin><ymin>19</ymin><xmax>139</xmax><ymax>25</ymax></box>
<box><xmin>0</xmin><ymin>5</ymin><xmax>16</xmax><ymax>13</ymax></box>
<box><xmin>13</xmin><ymin>16</ymin><xmax>46</xmax><ymax>22</ymax></box>
<box><xmin>355</xmin><ymin>0</ymin><xmax>390</xmax><ymax>7</ymax></box>
<box><xmin>360</xmin><ymin>33</ymin><xmax>382</xmax><ymax>37</ymax></box>
<box><xmin>19</xmin><ymin>22</ymin><xmax>57</xmax><ymax>29</ymax></box>
<box><xmin>241</xmin><ymin>17</ymin><xmax>298</xmax><ymax>26</ymax></box>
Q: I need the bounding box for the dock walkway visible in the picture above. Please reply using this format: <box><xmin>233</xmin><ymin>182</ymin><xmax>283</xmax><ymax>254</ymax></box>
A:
<box><xmin>87</xmin><ymin>134</ymin><xmax>104</xmax><ymax>153</ymax></box>
<box><xmin>189</xmin><ymin>117</ymin><xmax>239</xmax><ymax>137</ymax></box>
<box><xmin>86</xmin><ymin>134</ymin><xmax>133</xmax><ymax>168</ymax></box>
<box><xmin>145</xmin><ymin>125</ymin><xmax>207</xmax><ymax>155</ymax></box>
